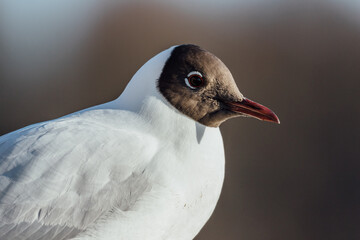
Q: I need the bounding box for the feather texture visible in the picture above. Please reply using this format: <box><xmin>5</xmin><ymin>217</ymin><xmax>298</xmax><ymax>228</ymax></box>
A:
<box><xmin>0</xmin><ymin>109</ymin><xmax>158</xmax><ymax>239</ymax></box>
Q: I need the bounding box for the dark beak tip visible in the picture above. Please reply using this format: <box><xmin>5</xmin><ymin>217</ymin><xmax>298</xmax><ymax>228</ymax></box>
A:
<box><xmin>268</xmin><ymin>114</ymin><xmax>280</xmax><ymax>124</ymax></box>
<box><xmin>259</xmin><ymin>111</ymin><xmax>280</xmax><ymax>124</ymax></box>
<box><xmin>265</xmin><ymin>110</ymin><xmax>280</xmax><ymax>124</ymax></box>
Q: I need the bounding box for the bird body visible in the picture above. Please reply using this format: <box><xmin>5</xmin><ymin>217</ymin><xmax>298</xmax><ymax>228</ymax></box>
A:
<box><xmin>0</xmin><ymin>45</ymin><xmax>279</xmax><ymax>239</ymax></box>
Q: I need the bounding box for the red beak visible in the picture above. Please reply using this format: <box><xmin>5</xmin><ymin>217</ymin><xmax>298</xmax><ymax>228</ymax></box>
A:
<box><xmin>224</xmin><ymin>98</ymin><xmax>280</xmax><ymax>124</ymax></box>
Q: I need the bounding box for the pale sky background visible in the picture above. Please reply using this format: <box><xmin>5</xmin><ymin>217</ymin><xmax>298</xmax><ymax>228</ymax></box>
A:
<box><xmin>1</xmin><ymin>0</ymin><xmax>359</xmax><ymax>84</ymax></box>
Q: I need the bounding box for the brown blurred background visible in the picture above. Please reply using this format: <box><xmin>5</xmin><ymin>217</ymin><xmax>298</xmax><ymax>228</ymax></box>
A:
<box><xmin>1</xmin><ymin>0</ymin><xmax>360</xmax><ymax>239</ymax></box>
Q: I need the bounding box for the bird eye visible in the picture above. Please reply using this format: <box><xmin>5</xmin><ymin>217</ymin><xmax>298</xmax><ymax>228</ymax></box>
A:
<box><xmin>185</xmin><ymin>71</ymin><xmax>204</xmax><ymax>89</ymax></box>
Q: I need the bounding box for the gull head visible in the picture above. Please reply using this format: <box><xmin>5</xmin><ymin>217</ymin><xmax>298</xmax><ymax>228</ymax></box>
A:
<box><xmin>157</xmin><ymin>44</ymin><xmax>280</xmax><ymax>127</ymax></box>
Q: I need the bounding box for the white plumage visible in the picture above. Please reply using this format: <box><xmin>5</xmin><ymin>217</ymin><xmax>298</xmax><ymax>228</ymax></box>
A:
<box><xmin>0</xmin><ymin>44</ymin><xmax>280</xmax><ymax>240</ymax></box>
<box><xmin>0</xmin><ymin>46</ymin><xmax>225</xmax><ymax>240</ymax></box>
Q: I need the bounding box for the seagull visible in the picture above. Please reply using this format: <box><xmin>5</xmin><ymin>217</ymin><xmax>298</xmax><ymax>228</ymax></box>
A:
<box><xmin>0</xmin><ymin>44</ymin><xmax>279</xmax><ymax>240</ymax></box>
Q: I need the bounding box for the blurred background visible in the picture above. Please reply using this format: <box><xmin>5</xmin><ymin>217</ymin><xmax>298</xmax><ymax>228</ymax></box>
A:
<box><xmin>1</xmin><ymin>0</ymin><xmax>360</xmax><ymax>239</ymax></box>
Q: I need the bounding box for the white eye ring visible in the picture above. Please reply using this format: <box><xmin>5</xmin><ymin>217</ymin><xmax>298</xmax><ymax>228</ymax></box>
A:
<box><xmin>185</xmin><ymin>71</ymin><xmax>203</xmax><ymax>89</ymax></box>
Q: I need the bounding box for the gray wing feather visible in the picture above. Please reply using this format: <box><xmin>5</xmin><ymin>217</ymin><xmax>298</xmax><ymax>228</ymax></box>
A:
<box><xmin>0</xmin><ymin>109</ymin><xmax>158</xmax><ymax>240</ymax></box>
<box><xmin>0</xmin><ymin>221</ymin><xmax>81</xmax><ymax>240</ymax></box>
